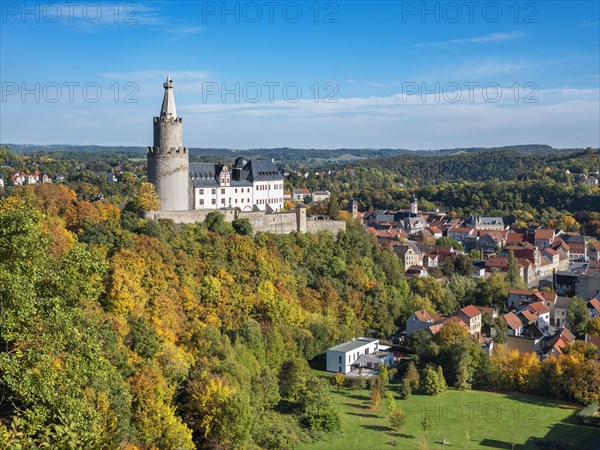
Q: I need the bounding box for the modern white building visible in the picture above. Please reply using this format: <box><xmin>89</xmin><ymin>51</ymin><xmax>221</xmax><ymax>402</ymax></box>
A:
<box><xmin>326</xmin><ymin>337</ymin><xmax>391</xmax><ymax>374</ymax></box>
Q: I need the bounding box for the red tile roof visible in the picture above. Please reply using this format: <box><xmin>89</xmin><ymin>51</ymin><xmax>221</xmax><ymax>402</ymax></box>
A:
<box><xmin>414</xmin><ymin>309</ymin><xmax>432</xmax><ymax>322</ymax></box>
<box><xmin>460</xmin><ymin>305</ymin><xmax>482</xmax><ymax>318</ymax></box>
<box><xmin>444</xmin><ymin>316</ymin><xmax>470</xmax><ymax>330</ymax></box>
<box><xmin>506</xmin><ymin>233</ymin><xmax>525</xmax><ymax>244</ymax></box>
<box><xmin>503</xmin><ymin>312</ymin><xmax>522</xmax><ymax>330</ymax></box>
<box><xmin>449</xmin><ymin>227</ymin><xmax>472</xmax><ymax>234</ymax></box>
<box><xmin>541</xmin><ymin>291</ymin><xmax>557</xmax><ymax>302</ymax></box>
<box><xmin>509</xmin><ymin>289</ymin><xmax>537</xmax><ymax>296</ymax></box>
<box><xmin>477</xmin><ymin>306</ymin><xmax>496</xmax><ymax>317</ymax></box>
<box><xmin>520</xmin><ymin>310</ymin><xmax>538</xmax><ymax>322</ymax></box>
<box><xmin>426</xmin><ymin>324</ymin><xmax>445</xmax><ymax>335</ymax></box>
<box><xmin>528</xmin><ymin>302</ymin><xmax>549</xmax><ymax>315</ymax></box>
<box><xmin>534</xmin><ymin>229</ymin><xmax>555</xmax><ymax>240</ymax></box>
<box><xmin>588</xmin><ymin>298</ymin><xmax>600</xmax><ymax>314</ymax></box>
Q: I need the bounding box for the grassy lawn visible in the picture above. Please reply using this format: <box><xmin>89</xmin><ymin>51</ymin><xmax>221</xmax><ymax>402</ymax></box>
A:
<box><xmin>298</xmin><ymin>385</ymin><xmax>600</xmax><ymax>449</ymax></box>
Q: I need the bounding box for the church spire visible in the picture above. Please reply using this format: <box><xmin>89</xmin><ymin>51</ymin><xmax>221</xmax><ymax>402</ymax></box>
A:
<box><xmin>161</xmin><ymin>74</ymin><xmax>177</xmax><ymax>118</ymax></box>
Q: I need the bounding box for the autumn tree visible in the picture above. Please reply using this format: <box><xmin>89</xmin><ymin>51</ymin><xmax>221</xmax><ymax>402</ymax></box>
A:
<box><xmin>587</xmin><ymin>316</ymin><xmax>600</xmax><ymax>335</ymax></box>
<box><xmin>136</xmin><ymin>182</ymin><xmax>160</xmax><ymax>211</ymax></box>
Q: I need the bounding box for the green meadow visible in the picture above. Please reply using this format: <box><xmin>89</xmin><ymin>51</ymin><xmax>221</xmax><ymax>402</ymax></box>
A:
<box><xmin>298</xmin><ymin>386</ymin><xmax>600</xmax><ymax>449</ymax></box>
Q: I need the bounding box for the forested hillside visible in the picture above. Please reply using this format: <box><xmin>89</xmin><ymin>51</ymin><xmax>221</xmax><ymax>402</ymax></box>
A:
<box><xmin>0</xmin><ymin>184</ymin><xmax>409</xmax><ymax>449</ymax></box>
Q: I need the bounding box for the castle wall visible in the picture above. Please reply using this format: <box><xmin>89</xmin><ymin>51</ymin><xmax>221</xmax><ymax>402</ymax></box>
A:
<box><xmin>142</xmin><ymin>208</ymin><xmax>347</xmax><ymax>235</ymax></box>
<box><xmin>306</xmin><ymin>218</ymin><xmax>347</xmax><ymax>234</ymax></box>
<box><xmin>238</xmin><ymin>211</ymin><xmax>300</xmax><ymax>234</ymax></box>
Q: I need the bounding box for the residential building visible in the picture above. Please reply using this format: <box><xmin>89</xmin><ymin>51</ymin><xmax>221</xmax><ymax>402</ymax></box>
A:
<box><xmin>406</xmin><ymin>309</ymin><xmax>444</xmax><ymax>335</ymax></box>
<box><xmin>463</xmin><ymin>216</ymin><xmax>505</xmax><ymax>231</ymax></box>
<box><xmin>393</xmin><ymin>242</ymin><xmax>424</xmax><ymax>269</ymax></box>
<box><xmin>447</xmin><ymin>226</ymin><xmax>474</xmax><ymax>243</ymax></box>
<box><xmin>292</xmin><ymin>188</ymin><xmax>310</xmax><ymax>202</ymax></box>
<box><xmin>562</xmin><ymin>235</ymin><xmax>590</xmax><ymax>260</ymax></box>
<box><xmin>403</xmin><ymin>216</ymin><xmax>428</xmax><ymax>235</ymax></box>
<box><xmin>502</xmin><ymin>312</ymin><xmax>524</xmax><ymax>336</ymax></box>
<box><xmin>326</xmin><ymin>338</ymin><xmax>390</xmax><ymax>374</ymax></box>
<box><xmin>553</xmin><ymin>296</ymin><xmax>571</xmax><ymax>327</ymax></box>
<box><xmin>534</xmin><ymin>229</ymin><xmax>555</xmax><ymax>249</ymax></box>
<box><xmin>588</xmin><ymin>297</ymin><xmax>600</xmax><ymax>319</ymax></box>
<box><xmin>312</xmin><ymin>190</ymin><xmax>331</xmax><ymax>202</ymax></box>
<box><xmin>457</xmin><ymin>305</ymin><xmax>482</xmax><ymax>336</ymax></box>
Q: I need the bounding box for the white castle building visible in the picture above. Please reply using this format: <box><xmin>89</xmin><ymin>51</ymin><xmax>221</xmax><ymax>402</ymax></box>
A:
<box><xmin>147</xmin><ymin>76</ymin><xmax>284</xmax><ymax>212</ymax></box>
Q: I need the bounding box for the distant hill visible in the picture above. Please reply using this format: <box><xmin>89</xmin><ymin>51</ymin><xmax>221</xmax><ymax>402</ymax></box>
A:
<box><xmin>1</xmin><ymin>143</ymin><xmax>574</xmax><ymax>164</ymax></box>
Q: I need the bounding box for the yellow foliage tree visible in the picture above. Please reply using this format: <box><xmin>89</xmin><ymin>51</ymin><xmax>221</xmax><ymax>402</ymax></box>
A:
<box><xmin>137</xmin><ymin>182</ymin><xmax>160</xmax><ymax>211</ymax></box>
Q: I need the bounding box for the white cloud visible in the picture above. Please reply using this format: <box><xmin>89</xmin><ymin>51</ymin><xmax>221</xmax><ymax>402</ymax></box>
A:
<box><xmin>580</xmin><ymin>21</ymin><xmax>599</xmax><ymax>28</ymax></box>
<box><xmin>415</xmin><ymin>31</ymin><xmax>525</xmax><ymax>48</ymax></box>
<box><xmin>2</xmin><ymin>87</ymin><xmax>598</xmax><ymax>150</ymax></box>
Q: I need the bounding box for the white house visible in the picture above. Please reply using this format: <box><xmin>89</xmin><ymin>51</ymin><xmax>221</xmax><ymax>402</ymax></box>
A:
<box><xmin>326</xmin><ymin>337</ymin><xmax>387</xmax><ymax>374</ymax></box>
<box><xmin>312</xmin><ymin>190</ymin><xmax>331</xmax><ymax>202</ymax></box>
<box><xmin>553</xmin><ymin>296</ymin><xmax>571</xmax><ymax>327</ymax></box>
<box><xmin>405</xmin><ymin>309</ymin><xmax>445</xmax><ymax>335</ymax></box>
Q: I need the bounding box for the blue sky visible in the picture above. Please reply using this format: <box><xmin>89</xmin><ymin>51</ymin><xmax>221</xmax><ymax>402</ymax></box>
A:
<box><xmin>1</xmin><ymin>0</ymin><xmax>599</xmax><ymax>149</ymax></box>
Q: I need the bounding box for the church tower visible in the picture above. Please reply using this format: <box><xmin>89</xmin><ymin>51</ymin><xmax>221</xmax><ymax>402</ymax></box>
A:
<box><xmin>147</xmin><ymin>75</ymin><xmax>190</xmax><ymax>211</ymax></box>
<box><xmin>410</xmin><ymin>193</ymin><xmax>418</xmax><ymax>215</ymax></box>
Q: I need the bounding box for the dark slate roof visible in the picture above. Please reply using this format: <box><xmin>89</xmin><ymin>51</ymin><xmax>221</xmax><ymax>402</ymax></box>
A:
<box><xmin>564</xmin><ymin>235</ymin><xmax>588</xmax><ymax>243</ymax></box>
<box><xmin>246</xmin><ymin>159</ymin><xmax>283</xmax><ymax>181</ymax></box>
<box><xmin>189</xmin><ymin>159</ymin><xmax>281</xmax><ymax>187</ymax></box>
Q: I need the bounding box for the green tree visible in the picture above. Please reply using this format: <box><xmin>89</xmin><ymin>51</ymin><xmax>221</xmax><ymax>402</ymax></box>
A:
<box><xmin>421</xmin><ymin>365</ymin><xmax>447</xmax><ymax>395</ymax></box>
<box><xmin>567</xmin><ymin>296</ymin><xmax>591</xmax><ymax>339</ymax></box>
<box><xmin>232</xmin><ymin>218</ymin><xmax>253</xmax><ymax>235</ymax></box>
<box><xmin>278</xmin><ymin>358</ymin><xmax>311</xmax><ymax>404</ymax></box>
<box><xmin>436</xmin><ymin>237</ymin><xmax>463</xmax><ymax>250</ymax></box>
<box><xmin>506</xmin><ymin>250</ymin><xmax>526</xmax><ymax>289</ymax></box>
<box><xmin>204</xmin><ymin>211</ymin><xmax>234</xmax><ymax>234</ymax></box>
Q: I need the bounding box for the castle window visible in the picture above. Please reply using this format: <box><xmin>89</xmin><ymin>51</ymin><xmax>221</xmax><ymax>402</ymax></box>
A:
<box><xmin>235</xmin><ymin>188</ymin><xmax>238</xmax><ymax>193</ymax></box>
<box><xmin>199</xmin><ymin>189</ymin><xmax>204</xmax><ymax>195</ymax></box>
<box><xmin>221</xmin><ymin>199</ymin><xmax>225</xmax><ymax>204</ymax></box>
<box><xmin>199</xmin><ymin>199</ymin><xmax>204</xmax><ymax>205</ymax></box>
<box><xmin>212</xmin><ymin>189</ymin><xmax>216</xmax><ymax>194</ymax></box>
<box><xmin>221</xmin><ymin>189</ymin><xmax>225</xmax><ymax>194</ymax></box>
<box><xmin>212</xmin><ymin>199</ymin><xmax>216</xmax><ymax>204</ymax></box>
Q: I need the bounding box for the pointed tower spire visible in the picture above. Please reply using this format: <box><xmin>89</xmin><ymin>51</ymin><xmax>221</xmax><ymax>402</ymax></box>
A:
<box><xmin>161</xmin><ymin>74</ymin><xmax>177</xmax><ymax>118</ymax></box>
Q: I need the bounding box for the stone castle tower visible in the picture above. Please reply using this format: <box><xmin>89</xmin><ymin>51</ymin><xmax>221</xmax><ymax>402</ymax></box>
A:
<box><xmin>147</xmin><ymin>76</ymin><xmax>190</xmax><ymax>211</ymax></box>
<box><xmin>410</xmin><ymin>193</ymin><xmax>418</xmax><ymax>215</ymax></box>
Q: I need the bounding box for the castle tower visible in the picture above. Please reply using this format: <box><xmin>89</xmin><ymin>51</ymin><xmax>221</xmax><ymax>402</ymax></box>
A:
<box><xmin>147</xmin><ymin>75</ymin><xmax>190</xmax><ymax>211</ymax></box>
<box><xmin>410</xmin><ymin>193</ymin><xmax>418</xmax><ymax>215</ymax></box>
